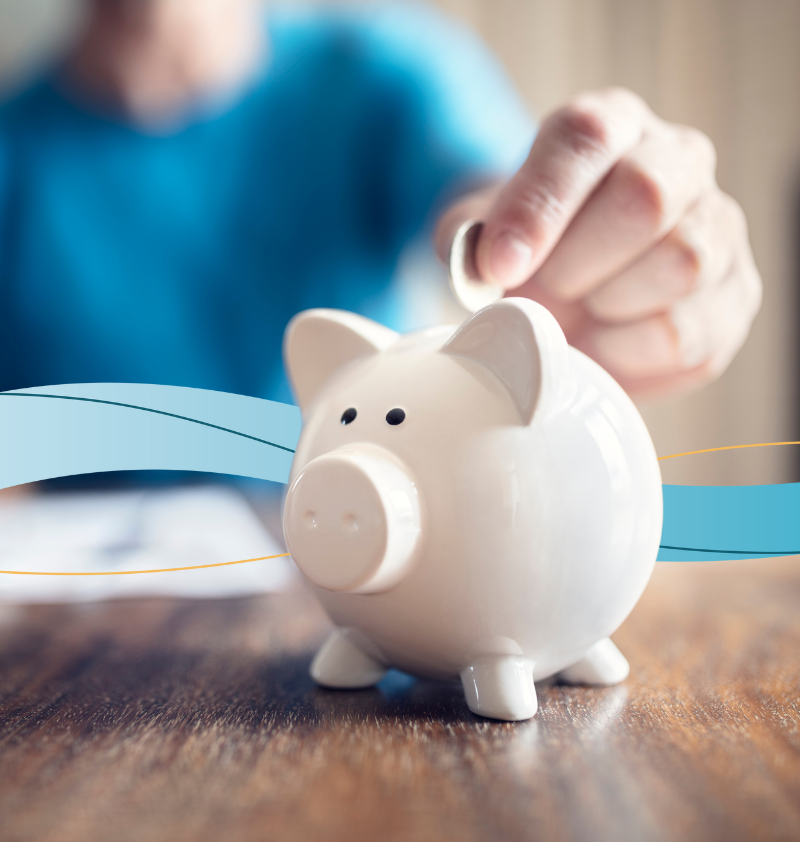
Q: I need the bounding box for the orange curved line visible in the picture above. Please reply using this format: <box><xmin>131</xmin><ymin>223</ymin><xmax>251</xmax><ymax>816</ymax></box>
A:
<box><xmin>658</xmin><ymin>441</ymin><xmax>800</xmax><ymax>461</ymax></box>
<box><xmin>6</xmin><ymin>441</ymin><xmax>800</xmax><ymax>575</ymax></box>
<box><xmin>0</xmin><ymin>552</ymin><xmax>291</xmax><ymax>576</ymax></box>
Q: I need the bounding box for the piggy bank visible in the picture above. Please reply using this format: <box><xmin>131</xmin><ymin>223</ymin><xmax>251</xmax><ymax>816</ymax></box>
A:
<box><xmin>282</xmin><ymin>298</ymin><xmax>662</xmax><ymax>721</ymax></box>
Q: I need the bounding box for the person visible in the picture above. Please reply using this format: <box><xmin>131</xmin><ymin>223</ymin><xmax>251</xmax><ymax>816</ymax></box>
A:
<box><xmin>0</xmin><ymin>0</ymin><xmax>761</xmax><ymax>413</ymax></box>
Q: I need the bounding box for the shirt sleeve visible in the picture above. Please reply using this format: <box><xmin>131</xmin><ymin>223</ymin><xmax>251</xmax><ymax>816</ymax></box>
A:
<box><xmin>351</xmin><ymin>1</ymin><xmax>536</xmax><ymax>246</ymax></box>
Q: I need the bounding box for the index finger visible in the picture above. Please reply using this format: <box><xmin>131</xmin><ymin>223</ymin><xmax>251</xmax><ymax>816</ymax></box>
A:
<box><xmin>476</xmin><ymin>88</ymin><xmax>653</xmax><ymax>289</ymax></box>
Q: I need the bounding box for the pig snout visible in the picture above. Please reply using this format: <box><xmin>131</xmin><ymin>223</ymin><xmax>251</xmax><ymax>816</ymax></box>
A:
<box><xmin>283</xmin><ymin>445</ymin><xmax>422</xmax><ymax>593</ymax></box>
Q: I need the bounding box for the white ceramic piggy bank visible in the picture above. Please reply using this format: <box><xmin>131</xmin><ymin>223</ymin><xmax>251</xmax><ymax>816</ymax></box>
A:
<box><xmin>282</xmin><ymin>298</ymin><xmax>662</xmax><ymax>721</ymax></box>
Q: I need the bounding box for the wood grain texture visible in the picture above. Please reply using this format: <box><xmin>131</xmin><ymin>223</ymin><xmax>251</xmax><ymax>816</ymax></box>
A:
<box><xmin>1</xmin><ymin>557</ymin><xmax>799</xmax><ymax>842</ymax></box>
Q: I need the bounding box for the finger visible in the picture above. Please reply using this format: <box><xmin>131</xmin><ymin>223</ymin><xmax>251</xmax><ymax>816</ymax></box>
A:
<box><xmin>605</xmin><ymin>316</ymin><xmax>755</xmax><ymax>399</ymax></box>
<box><xmin>476</xmin><ymin>87</ymin><xmax>652</xmax><ymax>289</ymax></box>
<box><xmin>670</xmin><ymin>239</ymin><xmax>761</xmax><ymax>369</ymax></box>
<box><xmin>434</xmin><ymin>182</ymin><xmax>503</xmax><ymax>263</ymax></box>
<box><xmin>577</xmin><ymin>250</ymin><xmax>761</xmax><ymax>380</ymax></box>
<box><xmin>585</xmin><ymin>189</ymin><xmax>743</xmax><ymax>322</ymax></box>
<box><xmin>598</xmin><ymin>357</ymin><xmax>731</xmax><ymax>401</ymax></box>
<box><xmin>533</xmin><ymin>123</ymin><xmax>717</xmax><ymax>301</ymax></box>
<box><xmin>505</xmin><ymin>274</ymin><xmax>593</xmax><ymax>341</ymax></box>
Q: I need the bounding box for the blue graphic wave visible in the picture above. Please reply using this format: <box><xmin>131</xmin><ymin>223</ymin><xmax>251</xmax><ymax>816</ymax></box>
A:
<box><xmin>0</xmin><ymin>383</ymin><xmax>300</xmax><ymax>488</ymax></box>
<box><xmin>2</xmin><ymin>383</ymin><xmax>798</xmax><ymax>562</ymax></box>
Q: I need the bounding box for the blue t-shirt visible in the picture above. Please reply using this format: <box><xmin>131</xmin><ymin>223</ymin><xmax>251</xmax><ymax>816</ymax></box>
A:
<box><xmin>0</xmin><ymin>3</ymin><xmax>533</xmax><ymax>406</ymax></box>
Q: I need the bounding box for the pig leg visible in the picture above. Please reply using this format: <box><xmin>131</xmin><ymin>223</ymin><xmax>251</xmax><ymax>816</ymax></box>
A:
<box><xmin>555</xmin><ymin>638</ymin><xmax>630</xmax><ymax>685</ymax></box>
<box><xmin>310</xmin><ymin>628</ymin><xmax>387</xmax><ymax>688</ymax></box>
<box><xmin>460</xmin><ymin>656</ymin><xmax>538</xmax><ymax>721</ymax></box>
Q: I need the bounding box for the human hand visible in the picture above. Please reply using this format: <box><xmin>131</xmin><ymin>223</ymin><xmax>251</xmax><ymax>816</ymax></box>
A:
<box><xmin>436</xmin><ymin>88</ymin><xmax>761</xmax><ymax>398</ymax></box>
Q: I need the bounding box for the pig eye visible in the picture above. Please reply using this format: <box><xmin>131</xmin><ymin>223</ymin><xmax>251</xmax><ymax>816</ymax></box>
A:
<box><xmin>386</xmin><ymin>408</ymin><xmax>406</xmax><ymax>426</ymax></box>
<box><xmin>341</xmin><ymin>408</ymin><xmax>357</xmax><ymax>425</ymax></box>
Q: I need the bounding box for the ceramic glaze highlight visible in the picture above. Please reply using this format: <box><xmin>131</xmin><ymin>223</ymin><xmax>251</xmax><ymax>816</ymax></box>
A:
<box><xmin>282</xmin><ymin>298</ymin><xmax>662</xmax><ymax>721</ymax></box>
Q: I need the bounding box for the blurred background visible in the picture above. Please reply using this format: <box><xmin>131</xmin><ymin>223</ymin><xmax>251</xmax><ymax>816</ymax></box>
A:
<box><xmin>1</xmin><ymin>0</ymin><xmax>799</xmax><ymax>487</ymax></box>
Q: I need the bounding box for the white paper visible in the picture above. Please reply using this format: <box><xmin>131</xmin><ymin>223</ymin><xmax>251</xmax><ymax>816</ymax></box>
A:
<box><xmin>0</xmin><ymin>485</ymin><xmax>298</xmax><ymax>603</ymax></box>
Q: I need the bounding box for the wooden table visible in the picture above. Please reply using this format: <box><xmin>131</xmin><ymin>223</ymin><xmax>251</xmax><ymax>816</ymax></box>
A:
<box><xmin>1</xmin><ymin>556</ymin><xmax>799</xmax><ymax>842</ymax></box>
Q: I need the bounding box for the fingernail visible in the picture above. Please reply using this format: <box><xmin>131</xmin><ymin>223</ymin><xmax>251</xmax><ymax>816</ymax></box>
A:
<box><xmin>486</xmin><ymin>230</ymin><xmax>533</xmax><ymax>288</ymax></box>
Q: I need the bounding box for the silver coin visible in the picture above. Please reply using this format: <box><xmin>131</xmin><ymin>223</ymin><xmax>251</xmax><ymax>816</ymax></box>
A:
<box><xmin>448</xmin><ymin>219</ymin><xmax>504</xmax><ymax>313</ymax></box>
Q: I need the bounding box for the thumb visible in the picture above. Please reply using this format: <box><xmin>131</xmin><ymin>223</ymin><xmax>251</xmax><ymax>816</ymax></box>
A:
<box><xmin>476</xmin><ymin>88</ymin><xmax>647</xmax><ymax>289</ymax></box>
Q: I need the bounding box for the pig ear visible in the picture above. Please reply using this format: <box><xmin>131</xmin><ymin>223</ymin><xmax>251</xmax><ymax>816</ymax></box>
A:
<box><xmin>441</xmin><ymin>298</ymin><xmax>573</xmax><ymax>424</ymax></box>
<box><xmin>284</xmin><ymin>309</ymin><xmax>398</xmax><ymax>410</ymax></box>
